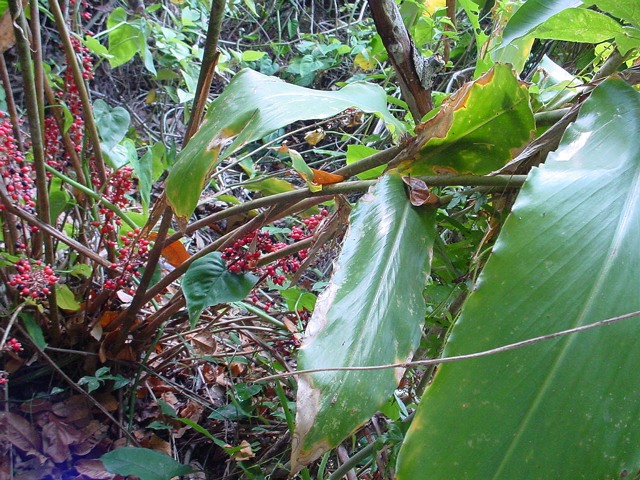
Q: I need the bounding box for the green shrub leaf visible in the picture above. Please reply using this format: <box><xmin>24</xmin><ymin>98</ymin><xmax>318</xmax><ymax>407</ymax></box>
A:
<box><xmin>101</xmin><ymin>447</ymin><xmax>195</xmax><ymax>480</ymax></box>
<box><xmin>165</xmin><ymin>68</ymin><xmax>404</xmax><ymax>222</ymax></box>
<box><xmin>182</xmin><ymin>252</ymin><xmax>258</xmax><ymax>327</ymax></box>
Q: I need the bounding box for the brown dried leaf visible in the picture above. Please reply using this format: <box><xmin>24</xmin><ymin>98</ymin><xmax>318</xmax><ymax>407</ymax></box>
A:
<box><xmin>20</xmin><ymin>399</ymin><xmax>52</xmax><ymax>415</ymax></box>
<box><xmin>311</xmin><ymin>168</ymin><xmax>344</xmax><ymax>185</ymax></box>
<box><xmin>189</xmin><ymin>332</ymin><xmax>217</xmax><ymax>355</ymax></box>
<box><xmin>143</xmin><ymin>433</ymin><xmax>171</xmax><ymax>457</ymax></box>
<box><xmin>149</xmin><ymin>231</ymin><xmax>191</xmax><ymax>267</ymax></box>
<box><xmin>41</xmin><ymin>418</ymin><xmax>78</xmax><ymax>463</ymax></box>
<box><xmin>0</xmin><ymin>412</ymin><xmax>42</xmax><ymax>456</ymax></box>
<box><xmin>52</xmin><ymin>395</ymin><xmax>90</xmax><ymax>422</ymax></box>
<box><xmin>70</xmin><ymin>420</ymin><xmax>107</xmax><ymax>456</ymax></box>
<box><xmin>401</xmin><ymin>176</ymin><xmax>439</xmax><ymax>206</ymax></box>
<box><xmin>178</xmin><ymin>400</ymin><xmax>204</xmax><ymax>422</ymax></box>
<box><xmin>283</xmin><ymin>317</ymin><xmax>298</xmax><ymax>334</ymax></box>
<box><xmin>0</xmin><ymin>8</ymin><xmax>16</xmax><ymax>54</ymax></box>
<box><xmin>94</xmin><ymin>392</ymin><xmax>118</xmax><ymax>412</ymax></box>
<box><xmin>228</xmin><ymin>440</ymin><xmax>255</xmax><ymax>461</ymax></box>
<box><xmin>74</xmin><ymin>459</ymin><xmax>116</xmax><ymax>480</ymax></box>
<box><xmin>161</xmin><ymin>391</ymin><xmax>179</xmax><ymax>406</ymax></box>
<box><xmin>229</xmin><ymin>362</ymin><xmax>247</xmax><ymax>376</ymax></box>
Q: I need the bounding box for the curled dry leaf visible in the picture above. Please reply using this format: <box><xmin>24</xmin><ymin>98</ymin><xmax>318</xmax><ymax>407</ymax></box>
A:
<box><xmin>401</xmin><ymin>176</ymin><xmax>439</xmax><ymax>206</ymax></box>
<box><xmin>74</xmin><ymin>459</ymin><xmax>116</xmax><ymax>480</ymax></box>
<box><xmin>226</xmin><ymin>440</ymin><xmax>255</xmax><ymax>461</ymax></box>
<box><xmin>189</xmin><ymin>332</ymin><xmax>217</xmax><ymax>355</ymax></box>
<box><xmin>304</xmin><ymin>128</ymin><xmax>326</xmax><ymax>146</ymax></box>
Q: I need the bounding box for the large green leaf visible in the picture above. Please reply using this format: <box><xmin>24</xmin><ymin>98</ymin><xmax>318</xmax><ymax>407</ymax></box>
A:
<box><xmin>529</xmin><ymin>8</ymin><xmax>625</xmax><ymax>43</ymax></box>
<box><xmin>500</xmin><ymin>0</ymin><xmax>582</xmax><ymax>47</ymax></box>
<box><xmin>292</xmin><ymin>173</ymin><xmax>436</xmax><ymax>472</ymax></box>
<box><xmin>397</xmin><ymin>79</ymin><xmax>640</xmax><ymax>478</ymax></box>
<box><xmin>165</xmin><ymin>68</ymin><xmax>404</xmax><ymax>222</ymax></box>
<box><xmin>593</xmin><ymin>0</ymin><xmax>640</xmax><ymax>27</ymax></box>
<box><xmin>101</xmin><ymin>447</ymin><xmax>195</xmax><ymax>480</ymax></box>
<box><xmin>392</xmin><ymin>64</ymin><xmax>534</xmax><ymax>176</ymax></box>
<box><xmin>106</xmin><ymin>8</ymin><xmax>148</xmax><ymax>68</ymax></box>
<box><xmin>182</xmin><ymin>252</ymin><xmax>258</xmax><ymax>327</ymax></box>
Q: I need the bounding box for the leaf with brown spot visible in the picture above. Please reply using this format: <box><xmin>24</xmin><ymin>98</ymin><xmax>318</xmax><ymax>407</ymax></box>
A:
<box><xmin>390</xmin><ymin>64</ymin><xmax>534</xmax><ymax>176</ymax></box>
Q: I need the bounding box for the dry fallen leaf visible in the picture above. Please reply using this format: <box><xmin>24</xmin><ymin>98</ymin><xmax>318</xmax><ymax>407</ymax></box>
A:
<box><xmin>226</xmin><ymin>440</ymin><xmax>255</xmax><ymax>461</ymax></box>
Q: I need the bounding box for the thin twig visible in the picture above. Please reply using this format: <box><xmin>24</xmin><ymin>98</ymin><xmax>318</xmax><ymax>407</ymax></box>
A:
<box><xmin>257</xmin><ymin>310</ymin><xmax>640</xmax><ymax>382</ymax></box>
<box><xmin>0</xmin><ymin>189</ymin><xmax>114</xmax><ymax>268</ymax></box>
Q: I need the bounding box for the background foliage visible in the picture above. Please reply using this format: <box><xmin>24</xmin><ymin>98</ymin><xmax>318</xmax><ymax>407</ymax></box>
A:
<box><xmin>0</xmin><ymin>0</ymin><xmax>639</xmax><ymax>479</ymax></box>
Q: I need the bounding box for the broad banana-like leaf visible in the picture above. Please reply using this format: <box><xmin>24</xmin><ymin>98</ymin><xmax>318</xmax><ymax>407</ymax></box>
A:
<box><xmin>529</xmin><ymin>8</ymin><xmax>624</xmax><ymax>43</ymax></box>
<box><xmin>390</xmin><ymin>64</ymin><xmax>534</xmax><ymax>176</ymax></box>
<box><xmin>593</xmin><ymin>0</ymin><xmax>640</xmax><ymax>27</ymax></box>
<box><xmin>292</xmin><ymin>173</ymin><xmax>436</xmax><ymax>472</ymax></box>
<box><xmin>500</xmin><ymin>0</ymin><xmax>582</xmax><ymax>47</ymax></box>
<box><xmin>397</xmin><ymin>79</ymin><xmax>640</xmax><ymax>478</ymax></box>
<box><xmin>165</xmin><ymin>69</ymin><xmax>404</xmax><ymax>222</ymax></box>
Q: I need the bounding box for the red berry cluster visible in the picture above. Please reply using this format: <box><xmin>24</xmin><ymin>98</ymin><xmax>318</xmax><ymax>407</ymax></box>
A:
<box><xmin>70</xmin><ymin>0</ymin><xmax>93</xmax><ymax>20</ymax></box>
<box><xmin>45</xmin><ymin>36</ymin><xmax>94</xmax><ymax>175</ymax></box>
<box><xmin>0</xmin><ymin>114</ymin><xmax>35</xmax><ymax>213</ymax></box>
<box><xmin>8</xmin><ymin>259</ymin><xmax>58</xmax><ymax>300</ymax></box>
<box><xmin>0</xmin><ymin>371</ymin><xmax>7</xmax><ymax>386</ymax></box>
<box><xmin>90</xmin><ymin>167</ymin><xmax>135</xmax><ymax>237</ymax></box>
<box><xmin>104</xmin><ymin>228</ymin><xmax>151</xmax><ymax>293</ymax></box>
<box><xmin>222</xmin><ymin>209</ymin><xmax>329</xmax><ymax>285</ymax></box>
<box><xmin>4</xmin><ymin>338</ymin><xmax>23</xmax><ymax>352</ymax></box>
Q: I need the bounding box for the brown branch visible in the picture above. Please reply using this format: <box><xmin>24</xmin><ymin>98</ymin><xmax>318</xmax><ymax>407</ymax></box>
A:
<box><xmin>443</xmin><ymin>0</ymin><xmax>456</xmax><ymax>63</ymax></box>
<box><xmin>183</xmin><ymin>0</ymin><xmax>226</xmax><ymax>146</ymax></box>
<box><xmin>367</xmin><ymin>0</ymin><xmax>442</xmax><ymax>120</ymax></box>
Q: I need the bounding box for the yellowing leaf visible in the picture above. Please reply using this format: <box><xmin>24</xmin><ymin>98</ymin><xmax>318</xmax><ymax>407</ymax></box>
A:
<box><xmin>423</xmin><ymin>0</ymin><xmax>446</xmax><ymax>15</ymax></box>
<box><xmin>354</xmin><ymin>52</ymin><xmax>376</xmax><ymax>71</ymax></box>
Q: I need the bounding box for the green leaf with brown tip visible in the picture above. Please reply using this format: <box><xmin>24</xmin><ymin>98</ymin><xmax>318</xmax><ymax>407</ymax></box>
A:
<box><xmin>291</xmin><ymin>173</ymin><xmax>436</xmax><ymax>472</ymax></box>
<box><xmin>392</xmin><ymin>64</ymin><xmax>534</xmax><ymax>176</ymax></box>
<box><xmin>165</xmin><ymin>69</ymin><xmax>404</xmax><ymax>222</ymax></box>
